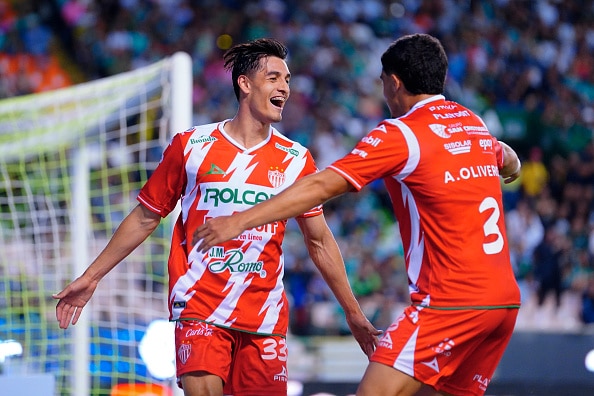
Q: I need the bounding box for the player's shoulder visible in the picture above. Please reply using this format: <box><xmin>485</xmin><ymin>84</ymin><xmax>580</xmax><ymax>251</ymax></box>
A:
<box><xmin>408</xmin><ymin>96</ymin><xmax>473</xmax><ymax>117</ymax></box>
<box><xmin>177</xmin><ymin>122</ymin><xmax>220</xmax><ymax>137</ymax></box>
<box><xmin>171</xmin><ymin>122</ymin><xmax>222</xmax><ymax>147</ymax></box>
<box><xmin>388</xmin><ymin>97</ymin><xmax>481</xmax><ymax>132</ymax></box>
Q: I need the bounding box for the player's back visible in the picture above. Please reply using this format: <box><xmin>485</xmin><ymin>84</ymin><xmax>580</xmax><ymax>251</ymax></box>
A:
<box><xmin>384</xmin><ymin>98</ymin><xmax>521</xmax><ymax>308</ymax></box>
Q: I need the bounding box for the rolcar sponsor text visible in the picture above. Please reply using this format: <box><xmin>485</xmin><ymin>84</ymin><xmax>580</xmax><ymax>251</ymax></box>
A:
<box><xmin>203</xmin><ymin>187</ymin><xmax>273</xmax><ymax>206</ymax></box>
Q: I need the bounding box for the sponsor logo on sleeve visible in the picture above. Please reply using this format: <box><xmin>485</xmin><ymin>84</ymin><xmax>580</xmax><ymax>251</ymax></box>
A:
<box><xmin>360</xmin><ymin>135</ymin><xmax>383</xmax><ymax>147</ymax></box>
<box><xmin>351</xmin><ymin>148</ymin><xmax>368</xmax><ymax>158</ymax></box>
<box><xmin>190</xmin><ymin>135</ymin><xmax>218</xmax><ymax>144</ymax></box>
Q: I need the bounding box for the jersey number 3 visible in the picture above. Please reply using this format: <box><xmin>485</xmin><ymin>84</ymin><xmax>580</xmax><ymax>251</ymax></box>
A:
<box><xmin>479</xmin><ymin>197</ymin><xmax>504</xmax><ymax>255</ymax></box>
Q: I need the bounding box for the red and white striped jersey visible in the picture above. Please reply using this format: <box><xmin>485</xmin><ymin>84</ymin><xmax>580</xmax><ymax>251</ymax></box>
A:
<box><xmin>330</xmin><ymin>95</ymin><xmax>521</xmax><ymax>309</ymax></box>
<box><xmin>138</xmin><ymin>121</ymin><xmax>321</xmax><ymax>336</ymax></box>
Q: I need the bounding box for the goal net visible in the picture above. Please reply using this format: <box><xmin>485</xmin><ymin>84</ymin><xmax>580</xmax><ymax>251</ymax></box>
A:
<box><xmin>0</xmin><ymin>52</ymin><xmax>192</xmax><ymax>395</ymax></box>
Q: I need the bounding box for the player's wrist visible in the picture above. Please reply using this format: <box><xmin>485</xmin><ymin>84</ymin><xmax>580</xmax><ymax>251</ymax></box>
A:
<box><xmin>511</xmin><ymin>158</ymin><xmax>521</xmax><ymax>175</ymax></box>
<box><xmin>502</xmin><ymin>158</ymin><xmax>521</xmax><ymax>177</ymax></box>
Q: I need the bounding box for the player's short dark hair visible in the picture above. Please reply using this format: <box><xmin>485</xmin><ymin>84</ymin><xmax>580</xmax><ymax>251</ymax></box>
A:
<box><xmin>381</xmin><ymin>33</ymin><xmax>448</xmax><ymax>95</ymax></box>
<box><xmin>224</xmin><ymin>38</ymin><xmax>288</xmax><ymax>101</ymax></box>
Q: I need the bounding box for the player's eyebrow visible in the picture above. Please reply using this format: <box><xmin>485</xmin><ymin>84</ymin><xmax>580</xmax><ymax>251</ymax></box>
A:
<box><xmin>267</xmin><ymin>70</ymin><xmax>291</xmax><ymax>79</ymax></box>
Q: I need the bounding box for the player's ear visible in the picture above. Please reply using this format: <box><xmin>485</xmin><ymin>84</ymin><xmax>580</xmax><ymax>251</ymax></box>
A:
<box><xmin>390</xmin><ymin>73</ymin><xmax>402</xmax><ymax>91</ymax></box>
<box><xmin>237</xmin><ymin>75</ymin><xmax>250</xmax><ymax>95</ymax></box>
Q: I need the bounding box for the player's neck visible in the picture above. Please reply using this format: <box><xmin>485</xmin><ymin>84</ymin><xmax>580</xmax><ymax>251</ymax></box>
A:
<box><xmin>224</xmin><ymin>116</ymin><xmax>271</xmax><ymax>149</ymax></box>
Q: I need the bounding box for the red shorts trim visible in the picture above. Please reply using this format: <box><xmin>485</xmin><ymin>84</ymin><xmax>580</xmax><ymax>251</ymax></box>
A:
<box><xmin>175</xmin><ymin>321</ymin><xmax>288</xmax><ymax>396</ymax></box>
<box><xmin>370</xmin><ymin>306</ymin><xmax>518</xmax><ymax>396</ymax></box>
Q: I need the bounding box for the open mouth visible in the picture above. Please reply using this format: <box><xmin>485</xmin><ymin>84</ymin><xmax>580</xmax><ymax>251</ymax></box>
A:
<box><xmin>270</xmin><ymin>96</ymin><xmax>285</xmax><ymax>109</ymax></box>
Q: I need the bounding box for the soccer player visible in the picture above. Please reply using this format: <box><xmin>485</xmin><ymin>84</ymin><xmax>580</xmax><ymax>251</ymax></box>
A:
<box><xmin>193</xmin><ymin>33</ymin><xmax>522</xmax><ymax>396</ymax></box>
<box><xmin>53</xmin><ymin>38</ymin><xmax>380</xmax><ymax>396</ymax></box>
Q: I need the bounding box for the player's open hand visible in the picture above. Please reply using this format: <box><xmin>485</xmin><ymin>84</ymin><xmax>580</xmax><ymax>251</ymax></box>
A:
<box><xmin>345</xmin><ymin>313</ymin><xmax>383</xmax><ymax>358</ymax></box>
<box><xmin>53</xmin><ymin>275</ymin><xmax>98</xmax><ymax>329</ymax></box>
<box><xmin>192</xmin><ymin>215</ymin><xmax>244</xmax><ymax>252</ymax></box>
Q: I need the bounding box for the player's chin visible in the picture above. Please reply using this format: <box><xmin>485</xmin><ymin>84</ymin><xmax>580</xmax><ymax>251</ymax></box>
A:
<box><xmin>270</xmin><ymin>112</ymin><xmax>283</xmax><ymax>123</ymax></box>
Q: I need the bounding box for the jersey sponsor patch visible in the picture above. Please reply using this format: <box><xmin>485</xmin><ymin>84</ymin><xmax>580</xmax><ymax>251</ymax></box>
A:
<box><xmin>207</xmin><ymin>248</ymin><xmax>267</xmax><ymax>278</ymax></box>
<box><xmin>190</xmin><ymin>135</ymin><xmax>218</xmax><ymax>144</ymax></box>
<box><xmin>274</xmin><ymin>142</ymin><xmax>299</xmax><ymax>156</ymax></box>
<box><xmin>429</xmin><ymin>123</ymin><xmax>450</xmax><ymax>138</ymax></box>
<box><xmin>444</xmin><ymin>139</ymin><xmax>472</xmax><ymax>155</ymax></box>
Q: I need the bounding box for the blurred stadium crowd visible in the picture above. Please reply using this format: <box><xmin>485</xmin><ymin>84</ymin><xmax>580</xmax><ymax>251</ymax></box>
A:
<box><xmin>1</xmin><ymin>0</ymin><xmax>593</xmax><ymax>334</ymax></box>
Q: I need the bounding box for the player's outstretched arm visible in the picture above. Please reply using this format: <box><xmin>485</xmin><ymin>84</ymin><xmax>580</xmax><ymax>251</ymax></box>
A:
<box><xmin>53</xmin><ymin>274</ymin><xmax>98</xmax><ymax>329</ymax></box>
<box><xmin>53</xmin><ymin>204</ymin><xmax>161</xmax><ymax>329</ymax></box>
<box><xmin>193</xmin><ymin>169</ymin><xmax>353</xmax><ymax>252</ymax></box>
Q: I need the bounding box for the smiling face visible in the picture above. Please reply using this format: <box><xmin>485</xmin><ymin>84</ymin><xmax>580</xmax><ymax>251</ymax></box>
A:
<box><xmin>239</xmin><ymin>56</ymin><xmax>290</xmax><ymax>124</ymax></box>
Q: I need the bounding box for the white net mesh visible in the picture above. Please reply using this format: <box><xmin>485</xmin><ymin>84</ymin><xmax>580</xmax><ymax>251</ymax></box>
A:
<box><xmin>0</xmin><ymin>52</ymin><xmax>190</xmax><ymax>395</ymax></box>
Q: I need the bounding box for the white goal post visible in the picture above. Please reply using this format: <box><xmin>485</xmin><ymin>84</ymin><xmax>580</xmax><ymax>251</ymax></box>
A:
<box><xmin>0</xmin><ymin>52</ymin><xmax>192</xmax><ymax>395</ymax></box>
